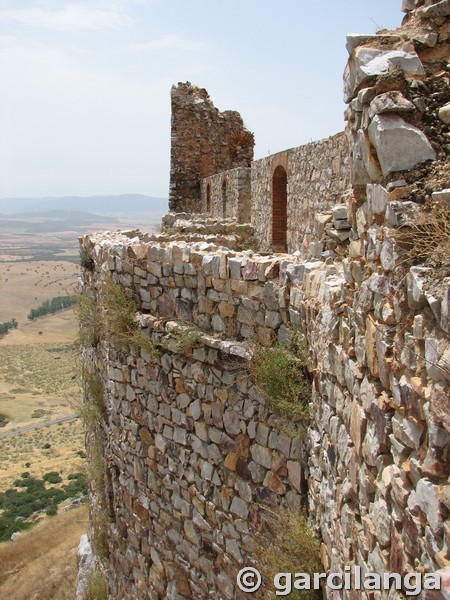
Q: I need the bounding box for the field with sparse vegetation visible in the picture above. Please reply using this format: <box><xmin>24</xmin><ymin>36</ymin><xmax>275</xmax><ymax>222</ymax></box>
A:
<box><xmin>0</xmin><ymin>225</ymin><xmax>88</xmax><ymax>599</ymax></box>
<box><xmin>0</xmin><ymin>207</ymin><xmax>160</xmax><ymax>598</ymax></box>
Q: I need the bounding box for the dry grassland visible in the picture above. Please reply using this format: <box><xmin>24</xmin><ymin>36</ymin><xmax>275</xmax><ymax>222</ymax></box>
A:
<box><xmin>0</xmin><ymin>504</ymin><xmax>89</xmax><ymax>600</ymax></box>
<box><xmin>0</xmin><ymin>418</ymin><xmax>85</xmax><ymax>491</ymax></box>
<box><xmin>0</xmin><ymin>260</ymin><xmax>79</xmax><ymax>325</ymax></box>
<box><xmin>0</xmin><ymin>340</ymin><xmax>80</xmax><ymax>430</ymax></box>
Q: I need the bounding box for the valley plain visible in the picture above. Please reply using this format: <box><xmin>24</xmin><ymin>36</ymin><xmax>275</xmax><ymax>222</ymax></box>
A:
<box><xmin>0</xmin><ymin>200</ymin><xmax>163</xmax><ymax>598</ymax></box>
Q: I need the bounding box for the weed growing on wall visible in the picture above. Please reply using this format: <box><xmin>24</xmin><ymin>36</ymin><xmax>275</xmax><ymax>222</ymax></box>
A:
<box><xmin>170</xmin><ymin>325</ymin><xmax>205</xmax><ymax>356</ymax></box>
<box><xmin>75</xmin><ymin>292</ymin><xmax>101</xmax><ymax>347</ymax></box>
<box><xmin>102</xmin><ymin>279</ymin><xmax>159</xmax><ymax>357</ymax></box>
<box><xmin>79</xmin><ymin>366</ymin><xmax>105</xmax><ymax>428</ymax></box>
<box><xmin>80</xmin><ymin>246</ymin><xmax>95</xmax><ymax>272</ymax></box>
<box><xmin>250</xmin><ymin>339</ymin><xmax>311</xmax><ymax>426</ymax></box>
<box><xmin>91</xmin><ymin>505</ymin><xmax>110</xmax><ymax>561</ymax></box>
<box><xmin>87</xmin><ymin>437</ymin><xmax>106</xmax><ymax>497</ymax></box>
<box><xmin>254</xmin><ymin>509</ymin><xmax>322</xmax><ymax>599</ymax></box>
<box><xmin>393</xmin><ymin>199</ymin><xmax>450</xmax><ymax>268</ymax></box>
<box><xmin>85</xmin><ymin>570</ymin><xmax>108</xmax><ymax>600</ymax></box>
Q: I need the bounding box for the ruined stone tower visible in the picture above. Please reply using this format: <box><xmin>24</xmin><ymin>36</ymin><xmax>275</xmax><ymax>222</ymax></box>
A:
<box><xmin>169</xmin><ymin>82</ymin><xmax>254</xmax><ymax>213</ymax></box>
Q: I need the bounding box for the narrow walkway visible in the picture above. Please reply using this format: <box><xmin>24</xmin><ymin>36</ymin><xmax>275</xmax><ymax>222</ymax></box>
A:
<box><xmin>0</xmin><ymin>414</ymin><xmax>79</xmax><ymax>440</ymax></box>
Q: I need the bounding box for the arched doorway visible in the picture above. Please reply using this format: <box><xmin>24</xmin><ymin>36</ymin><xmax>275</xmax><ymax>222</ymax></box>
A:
<box><xmin>272</xmin><ymin>165</ymin><xmax>287</xmax><ymax>251</ymax></box>
<box><xmin>206</xmin><ymin>183</ymin><xmax>211</xmax><ymax>213</ymax></box>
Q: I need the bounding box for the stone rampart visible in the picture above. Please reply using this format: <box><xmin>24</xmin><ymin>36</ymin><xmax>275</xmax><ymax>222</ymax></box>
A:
<box><xmin>78</xmin><ymin>1</ymin><xmax>450</xmax><ymax>597</ymax></box>
<box><xmin>80</xmin><ymin>200</ymin><xmax>449</xmax><ymax>598</ymax></box>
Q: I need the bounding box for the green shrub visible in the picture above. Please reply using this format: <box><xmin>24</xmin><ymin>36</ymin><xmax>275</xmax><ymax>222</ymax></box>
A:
<box><xmin>45</xmin><ymin>504</ymin><xmax>58</xmax><ymax>516</ymax></box>
<box><xmin>254</xmin><ymin>509</ymin><xmax>322</xmax><ymax>599</ymax></box>
<box><xmin>0</xmin><ymin>473</ymin><xmax>87</xmax><ymax>541</ymax></box>
<box><xmin>28</xmin><ymin>296</ymin><xmax>75</xmax><ymax>320</ymax></box>
<box><xmin>250</xmin><ymin>342</ymin><xmax>311</xmax><ymax>425</ymax></box>
<box><xmin>43</xmin><ymin>471</ymin><xmax>62</xmax><ymax>484</ymax></box>
<box><xmin>0</xmin><ymin>318</ymin><xmax>18</xmax><ymax>335</ymax></box>
<box><xmin>80</xmin><ymin>247</ymin><xmax>95</xmax><ymax>272</ymax></box>
<box><xmin>42</xmin><ymin>443</ymin><xmax>51</xmax><ymax>449</ymax></box>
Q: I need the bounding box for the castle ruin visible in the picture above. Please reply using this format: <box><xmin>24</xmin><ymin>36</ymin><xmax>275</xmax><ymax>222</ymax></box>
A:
<box><xmin>77</xmin><ymin>1</ymin><xmax>450</xmax><ymax>598</ymax></box>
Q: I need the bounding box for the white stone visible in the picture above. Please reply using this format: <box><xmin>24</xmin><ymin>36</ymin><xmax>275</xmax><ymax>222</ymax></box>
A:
<box><xmin>75</xmin><ymin>535</ymin><xmax>95</xmax><ymax>600</ymax></box>
<box><xmin>368</xmin><ymin>114</ymin><xmax>436</xmax><ymax>176</ymax></box>
<box><xmin>332</xmin><ymin>205</ymin><xmax>348</xmax><ymax>220</ymax></box>
<box><xmin>438</xmin><ymin>103</ymin><xmax>450</xmax><ymax>125</ymax></box>
<box><xmin>345</xmin><ymin>34</ymin><xmax>402</xmax><ymax>54</ymax></box>
<box><xmin>412</xmin><ymin>479</ymin><xmax>443</xmax><ymax>534</ymax></box>
<box><xmin>407</xmin><ymin>266</ymin><xmax>431</xmax><ymax>310</ymax></box>
<box><xmin>432</xmin><ymin>188</ymin><xmax>450</xmax><ymax>206</ymax></box>
<box><xmin>344</xmin><ymin>47</ymin><xmax>424</xmax><ymax>102</ymax></box>
<box><xmin>367</xmin><ymin>183</ymin><xmax>387</xmax><ymax>216</ymax></box>
<box><xmin>392</xmin><ymin>414</ymin><xmax>424</xmax><ymax>449</ymax></box>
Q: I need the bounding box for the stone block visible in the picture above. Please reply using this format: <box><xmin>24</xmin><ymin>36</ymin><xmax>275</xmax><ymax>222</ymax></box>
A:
<box><xmin>366</xmin><ymin>183</ymin><xmax>387</xmax><ymax>216</ymax></box>
<box><xmin>368</xmin><ymin>114</ymin><xmax>436</xmax><ymax>177</ymax></box>
<box><xmin>287</xmin><ymin>460</ymin><xmax>302</xmax><ymax>492</ymax></box>
<box><xmin>407</xmin><ymin>266</ymin><xmax>432</xmax><ymax>310</ymax></box>
<box><xmin>250</xmin><ymin>443</ymin><xmax>272</xmax><ymax>469</ymax></box>
<box><xmin>263</xmin><ymin>471</ymin><xmax>286</xmax><ymax>495</ymax></box>
<box><xmin>230</xmin><ymin>496</ymin><xmax>249</xmax><ymax>519</ymax></box>
<box><xmin>368</xmin><ymin>91</ymin><xmax>414</xmax><ymax>117</ymax></box>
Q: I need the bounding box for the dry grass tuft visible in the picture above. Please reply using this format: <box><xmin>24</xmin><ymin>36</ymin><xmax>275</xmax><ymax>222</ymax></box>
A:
<box><xmin>254</xmin><ymin>508</ymin><xmax>322</xmax><ymax>599</ymax></box>
<box><xmin>74</xmin><ymin>292</ymin><xmax>101</xmax><ymax>348</ymax></box>
<box><xmin>392</xmin><ymin>200</ymin><xmax>450</xmax><ymax>268</ymax></box>
<box><xmin>84</xmin><ymin>570</ymin><xmax>108</xmax><ymax>600</ymax></box>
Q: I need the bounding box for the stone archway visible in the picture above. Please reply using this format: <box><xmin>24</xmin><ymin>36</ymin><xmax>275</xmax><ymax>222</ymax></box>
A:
<box><xmin>272</xmin><ymin>165</ymin><xmax>287</xmax><ymax>251</ymax></box>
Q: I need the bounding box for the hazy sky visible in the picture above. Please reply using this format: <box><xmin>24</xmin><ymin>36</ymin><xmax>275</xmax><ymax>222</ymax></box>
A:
<box><xmin>0</xmin><ymin>0</ymin><xmax>402</xmax><ymax>199</ymax></box>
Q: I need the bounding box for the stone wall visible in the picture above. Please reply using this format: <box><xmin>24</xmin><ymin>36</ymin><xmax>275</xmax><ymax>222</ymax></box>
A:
<box><xmin>200</xmin><ymin>167</ymin><xmax>251</xmax><ymax>222</ymax></box>
<box><xmin>250</xmin><ymin>134</ymin><xmax>350</xmax><ymax>256</ymax></box>
<box><xmin>169</xmin><ymin>83</ymin><xmax>254</xmax><ymax>214</ymax></box>
<box><xmin>78</xmin><ymin>2</ymin><xmax>450</xmax><ymax>598</ymax></box>
<box><xmin>80</xmin><ymin>200</ymin><xmax>449</xmax><ymax>597</ymax></box>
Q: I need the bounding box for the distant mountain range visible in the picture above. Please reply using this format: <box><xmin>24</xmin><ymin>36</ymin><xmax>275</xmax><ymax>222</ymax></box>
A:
<box><xmin>0</xmin><ymin>194</ymin><xmax>168</xmax><ymax>216</ymax></box>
